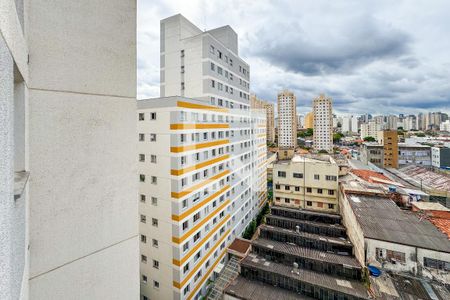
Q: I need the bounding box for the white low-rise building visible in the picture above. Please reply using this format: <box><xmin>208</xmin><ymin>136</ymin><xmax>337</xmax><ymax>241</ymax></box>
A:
<box><xmin>340</xmin><ymin>178</ymin><xmax>450</xmax><ymax>283</ymax></box>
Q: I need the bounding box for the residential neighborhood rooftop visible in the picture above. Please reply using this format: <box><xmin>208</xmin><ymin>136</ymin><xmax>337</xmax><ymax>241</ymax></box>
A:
<box><xmin>346</xmin><ymin>194</ymin><xmax>450</xmax><ymax>252</ymax></box>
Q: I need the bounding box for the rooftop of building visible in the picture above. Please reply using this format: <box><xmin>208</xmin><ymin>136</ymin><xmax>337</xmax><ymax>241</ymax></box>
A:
<box><xmin>412</xmin><ymin>202</ymin><xmax>450</xmax><ymax>212</ymax></box>
<box><xmin>387</xmin><ymin>165</ymin><xmax>450</xmax><ymax>192</ymax></box>
<box><xmin>362</xmin><ymin>142</ymin><xmax>431</xmax><ymax>149</ymax></box>
<box><xmin>240</xmin><ymin>253</ymin><xmax>368</xmax><ymax>298</ymax></box>
<box><xmin>225</xmin><ymin>276</ymin><xmax>315</xmax><ymax>300</ymax></box>
<box><xmin>370</xmin><ymin>272</ymin><xmax>450</xmax><ymax>300</ymax></box>
<box><xmin>345</xmin><ymin>194</ymin><xmax>450</xmax><ymax>252</ymax></box>
<box><xmin>227</xmin><ymin>238</ymin><xmax>251</xmax><ymax>256</ymax></box>
<box><xmin>276</xmin><ymin>153</ymin><xmax>335</xmax><ymax>165</ymax></box>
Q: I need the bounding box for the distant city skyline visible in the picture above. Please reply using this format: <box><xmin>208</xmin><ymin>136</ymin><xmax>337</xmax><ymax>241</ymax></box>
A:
<box><xmin>138</xmin><ymin>0</ymin><xmax>450</xmax><ymax>115</ymax></box>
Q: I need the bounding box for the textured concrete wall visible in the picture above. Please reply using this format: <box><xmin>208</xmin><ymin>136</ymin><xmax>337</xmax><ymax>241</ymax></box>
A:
<box><xmin>0</xmin><ymin>32</ymin><xmax>15</xmax><ymax>300</ymax></box>
<box><xmin>25</xmin><ymin>0</ymin><xmax>139</xmax><ymax>299</ymax></box>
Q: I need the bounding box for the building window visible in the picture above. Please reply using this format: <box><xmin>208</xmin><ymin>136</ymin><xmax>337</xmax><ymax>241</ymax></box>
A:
<box><xmin>139</xmin><ymin>174</ymin><xmax>145</xmax><ymax>182</ymax></box>
<box><xmin>424</xmin><ymin>257</ymin><xmax>450</xmax><ymax>271</ymax></box>
<box><xmin>183</xmin><ymin>284</ymin><xmax>190</xmax><ymax>295</ymax></box>
<box><xmin>293</xmin><ymin>173</ymin><xmax>303</xmax><ymax>178</ymax></box>
<box><xmin>139</xmin><ymin>113</ymin><xmax>145</xmax><ymax>121</ymax></box>
<box><xmin>140</xmin><ymin>194</ymin><xmax>146</xmax><ymax>203</ymax></box>
<box><xmin>141</xmin><ymin>234</ymin><xmax>147</xmax><ymax>243</ymax></box>
<box><xmin>306</xmin><ymin>187</ymin><xmax>312</xmax><ymax>193</ymax></box>
<box><xmin>182</xmin><ymin>221</ymin><xmax>188</xmax><ymax>231</ymax></box>
<box><xmin>193</xmin><ymin>231</ymin><xmax>201</xmax><ymax>243</ymax></box>
<box><xmin>314</xmin><ymin>174</ymin><xmax>320</xmax><ymax>180</ymax></box>
<box><xmin>153</xmin><ymin>260</ymin><xmax>159</xmax><ymax>269</ymax></box>
<box><xmin>151</xmin><ymin>197</ymin><xmax>157</xmax><ymax>206</ymax></box>
<box><xmin>275</xmin><ymin>184</ymin><xmax>280</xmax><ymax>190</ymax></box>
<box><xmin>328</xmin><ymin>190</ymin><xmax>335</xmax><ymax>195</ymax></box>
<box><xmin>194</xmin><ymin>270</ymin><xmax>202</xmax><ymax>282</ymax></box>
<box><xmin>139</xmin><ymin>133</ymin><xmax>145</xmax><ymax>141</ymax></box>
<box><xmin>295</xmin><ymin>187</ymin><xmax>300</xmax><ymax>192</ymax></box>
<box><xmin>150</xmin><ymin>112</ymin><xmax>156</xmax><ymax>120</ymax></box>
<box><xmin>284</xmin><ymin>185</ymin><xmax>290</xmax><ymax>190</ymax></box>
<box><xmin>139</xmin><ymin>154</ymin><xmax>145</xmax><ymax>162</ymax></box>
<box><xmin>183</xmin><ymin>242</ymin><xmax>189</xmax><ymax>253</ymax></box>
<box><xmin>307</xmin><ymin>201</ymin><xmax>312</xmax><ymax>206</ymax></box>
<box><xmin>152</xmin><ymin>218</ymin><xmax>158</xmax><ymax>227</ymax></box>
<box><xmin>153</xmin><ymin>281</ymin><xmax>160</xmax><ymax>289</ymax></box>
<box><xmin>210</xmin><ymin>45</ymin><xmax>214</xmax><ymax>54</ymax></box>
<box><xmin>142</xmin><ymin>275</ymin><xmax>148</xmax><ymax>284</ymax></box>
<box><xmin>277</xmin><ymin>171</ymin><xmax>286</xmax><ymax>178</ymax></box>
<box><xmin>211</xmin><ymin>80</ymin><xmax>215</xmax><ymax>88</ymax></box>
<box><xmin>183</xmin><ymin>263</ymin><xmax>190</xmax><ymax>274</ymax></box>
<box><xmin>141</xmin><ymin>255</ymin><xmax>147</xmax><ymax>263</ymax></box>
<box><xmin>152</xmin><ymin>239</ymin><xmax>158</xmax><ymax>248</ymax></box>
<box><xmin>151</xmin><ymin>154</ymin><xmax>157</xmax><ymax>163</ymax></box>
<box><xmin>326</xmin><ymin>175</ymin><xmax>337</xmax><ymax>181</ymax></box>
<box><xmin>193</xmin><ymin>212</ymin><xmax>200</xmax><ymax>223</ymax></box>
<box><xmin>376</xmin><ymin>248</ymin><xmax>406</xmax><ymax>263</ymax></box>
<box><xmin>328</xmin><ymin>204</ymin><xmax>334</xmax><ymax>209</ymax></box>
<box><xmin>194</xmin><ymin>251</ymin><xmax>201</xmax><ymax>262</ymax></box>
<box><xmin>181</xmin><ymin>50</ymin><xmax>185</xmax><ymax>57</ymax></box>
<box><xmin>150</xmin><ymin>134</ymin><xmax>156</xmax><ymax>141</ymax></box>
<box><xmin>140</xmin><ymin>215</ymin><xmax>146</xmax><ymax>223</ymax></box>
<box><xmin>285</xmin><ymin>198</ymin><xmax>290</xmax><ymax>204</ymax></box>
<box><xmin>317</xmin><ymin>189</ymin><xmax>323</xmax><ymax>194</ymax></box>
<box><xmin>151</xmin><ymin>176</ymin><xmax>157</xmax><ymax>184</ymax></box>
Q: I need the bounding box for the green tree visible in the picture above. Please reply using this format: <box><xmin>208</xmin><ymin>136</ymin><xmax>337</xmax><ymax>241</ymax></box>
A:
<box><xmin>363</xmin><ymin>136</ymin><xmax>376</xmax><ymax>142</ymax></box>
<box><xmin>333</xmin><ymin>132</ymin><xmax>344</xmax><ymax>143</ymax></box>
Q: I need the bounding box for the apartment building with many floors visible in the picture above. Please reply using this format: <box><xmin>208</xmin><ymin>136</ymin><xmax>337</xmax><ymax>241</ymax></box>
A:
<box><xmin>313</xmin><ymin>94</ymin><xmax>333</xmax><ymax>152</ymax></box>
<box><xmin>277</xmin><ymin>90</ymin><xmax>297</xmax><ymax>149</ymax></box>
<box><xmin>138</xmin><ymin>14</ymin><xmax>267</xmax><ymax>300</ymax></box>
<box><xmin>273</xmin><ymin>155</ymin><xmax>339</xmax><ymax>213</ymax></box>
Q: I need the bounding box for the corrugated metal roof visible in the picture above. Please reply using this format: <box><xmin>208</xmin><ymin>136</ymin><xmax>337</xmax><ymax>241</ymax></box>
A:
<box><xmin>347</xmin><ymin>194</ymin><xmax>450</xmax><ymax>253</ymax></box>
<box><xmin>252</xmin><ymin>238</ymin><xmax>360</xmax><ymax>268</ymax></box>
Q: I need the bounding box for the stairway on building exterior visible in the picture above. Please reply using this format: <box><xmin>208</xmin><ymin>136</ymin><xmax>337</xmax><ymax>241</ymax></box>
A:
<box><xmin>223</xmin><ymin>206</ymin><xmax>370</xmax><ymax>300</ymax></box>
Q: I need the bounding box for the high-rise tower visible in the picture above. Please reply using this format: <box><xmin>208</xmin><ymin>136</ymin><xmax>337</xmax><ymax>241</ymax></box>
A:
<box><xmin>313</xmin><ymin>94</ymin><xmax>333</xmax><ymax>153</ymax></box>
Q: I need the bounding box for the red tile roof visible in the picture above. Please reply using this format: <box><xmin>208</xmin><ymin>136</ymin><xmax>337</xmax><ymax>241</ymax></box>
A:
<box><xmin>351</xmin><ymin>169</ymin><xmax>391</xmax><ymax>183</ymax></box>
<box><xmin>429</xmin><ymin>217</ymin><xmax>450</xmax><ymax>239</ymax></box>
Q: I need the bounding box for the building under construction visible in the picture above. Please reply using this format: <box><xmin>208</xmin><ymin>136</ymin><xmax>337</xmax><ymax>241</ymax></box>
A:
<box><xmin>221</xmin><ymin>206</ymin><xmax>369</xmax><ymax>299</ymax></box>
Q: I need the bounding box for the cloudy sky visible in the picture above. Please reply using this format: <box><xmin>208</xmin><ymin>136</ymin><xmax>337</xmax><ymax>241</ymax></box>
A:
<box><xmin>137</xmin><ymin>0</ymin><xmax>450</xmax><ymax>115</ymax></box>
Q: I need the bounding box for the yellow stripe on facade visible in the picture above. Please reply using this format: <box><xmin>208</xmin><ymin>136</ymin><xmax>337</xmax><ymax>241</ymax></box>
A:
<box><xmin>171</xmin><ymin>155</ymin><xmax>229</xmax><ymax>176</ymax></box>
<box><xmin>177</xmin><ymin>101</ymin><xmax>229</xmax><ymax>113</ymax></box>
<box><xmin>171</xmin><ymin>139</ymin><xmax>229</xmax><ymax>153</ymax></box>
<box><xmin>171</xmin><ymin>170</ymin><xmax>230</xmax><ymax>199</ymax></box>
<box><xmin>172</xmin><ymin>200</ymin><xmax>230</xmax><ymax>244</ymax></box>
<box><xmin>173</xmin><ymin>229</ymin><xmax>230</xmax><ymax>289</ymax></box>
<box><xmin>172</xmin><ymin>215</ymin><xmax>230</xmax><ymax>266</ymax></box>
<box><xmin>170</xmin><ymin>123</ymin><xmax>229</xmax><ymax>130</ymax></box>
<box><xmin>172</xmin><ymin>185</ymin><xmax>230</xmax><ymax>221</ymax></box>
<box><xmin>187</xmin><ymin>248</ymin><xmax>227</xmax><ymax>300</ymax></box>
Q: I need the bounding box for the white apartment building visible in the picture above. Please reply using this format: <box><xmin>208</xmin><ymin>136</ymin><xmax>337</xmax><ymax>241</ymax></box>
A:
<box><xmin>441</xmin><ymin>120</ymin><xmax>450</xmax><ymax>132</ymax></box>
<box><xmin>138</xmin><ymin>15</ymin><xmax>267</xmax><ymax>300</ymax></box>
<box><xmin>360</xmin><ymin>121</ymin><xmax>382</xmax><ymax>139</ymax></box>
<box><xmin>351</xmin><ymin>116</ymin><xmax>359</xmax><ymax>134</ymax></box>
<box><xmin>0</xmin><ymin>1</ymin><xmax>139</xmax><ymax>299</ymax></box>
<box><xmin>277</xmin><ymin>90</ymin><xmax>297</xmax><ymax>148</ymax></box>
<box><xmin>313</xmin><ymin>94</ymin><xmax>333</xmax><ymax>152</ymax></box>
<box><xmin>341</xmin><ymin>116</ymin><xmax>351</xmax><ymax>133</ymax></box>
